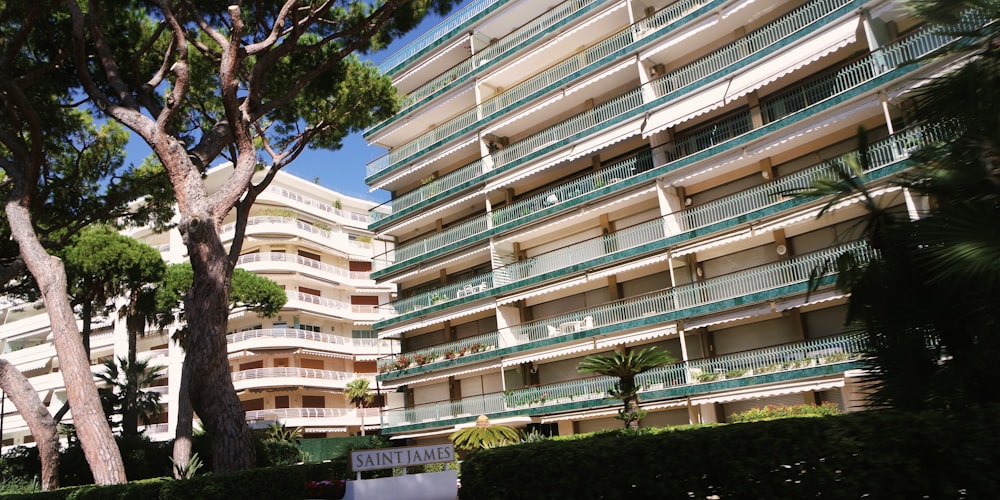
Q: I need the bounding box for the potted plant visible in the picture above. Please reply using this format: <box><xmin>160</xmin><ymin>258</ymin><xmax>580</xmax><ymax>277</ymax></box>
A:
<box><xmin>414</xmin><ymin>353</ymin><xmax>429</xmax><ymax>365</ymax></box>
<box><xmin>393</xmin><ymin>354</ymin><xmax>410</xmax><ymax>371</ymax></box>
<box><xmin>430</xmin><ymin>293</ymin><xmax>445</xmax><ymax>304</ymax></box>
<box><xmin>444</xmin><ymin>348</ymin><xmax>457</xmax><ymax>360</ymax></box>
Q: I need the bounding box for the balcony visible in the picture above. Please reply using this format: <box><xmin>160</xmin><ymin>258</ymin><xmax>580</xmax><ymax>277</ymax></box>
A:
<box><xmin>366</xmin><ymin>0</ymin><xmax>618</xmax><ymax>152</ymax></box>
<box><xmin>376</xmin><ymin>0</ymin><xmax>508</xmax><ymax>77</ymax></box>
<box><xmin>262</xmin><ymin>187</ymin><xmax>369</xmax><ymax>226</ymax></box>
<box><xmin>373</xmin><ymin>120</ymin><xmax>935</xmax><ymax>320</ymax></box>
<box><xmin>380</xmin><ymin>331</ymin><xmax>867</xmax><ymax>431</ymax></box>
<box><xmin>377</xmin><ymin>240</ymin><xmax>873</xmax><ymax>378</ymax></box>
<box><xmin>231</xmin><ymin>368</ymin><xmax>370</xmax><ymax>391</ymax></box>
<box><xmin>221</xmin><ymin>216</ymin><xmax>345</xmax><ymax>247</ymax></box>
<box><xmin>287</xmin><ymin>292</ymin><xmax>382</xmax><ymax>321</ymax></box>
<box><xmin>245</xmin><ymin>407</ymin><xmax>381</xmax><ymax>427</ymax></box>
<box><xmin>366</xmin><ymin>0</ymin><xmax>858</xmax><ymax>186</ymax></box>
<box><xmin>237</xmin><ymin>252</ymin><xmax>372</xmax><ymax>283</ymax></box>
<box><xmin>227</xmin><ymin>328</ymin><xmax>395</xmax><ymax>356</ymax></box>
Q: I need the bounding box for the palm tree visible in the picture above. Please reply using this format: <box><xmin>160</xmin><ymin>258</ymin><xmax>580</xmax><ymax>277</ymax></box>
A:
<box><xmin>96</xmin><ymin>356</ymin><xmax>165</xmax><ymax>437</ymax></box>
<box><xmin>344</xmin><ymin>378</ymin><xmax>375</xmax><ymax>436</ymax></box>
<box><xmin>790</xmin><ymin>4</ymin><xmax>1000</xmax><ymax>409</ymax></box>
<box><xmin>578</xmin><ymin>347</ymin><xmax>675</xmax><ymax>430</ymax></box>
<box><xmin>450</xmin><ymin>415</ymin><xmax>520</xmax><ymax>451</ymax></box>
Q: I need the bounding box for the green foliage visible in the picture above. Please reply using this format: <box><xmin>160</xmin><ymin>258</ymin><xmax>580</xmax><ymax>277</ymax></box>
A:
<box><xmin>343</xmin><ymin>378</ymin><xmax>374</xmax><ymax>409</ymax></box>
<box><xmin>61</xmin><ymin>227</ymin><xmax>166</xmax><ymax>309</ymax></box>
<box><xmin>728</xmin><ymin>402</ymin><xmax>842</xmax><ymax>423</ymax></box>
<box><xmin>156</xmin><ymin>263</ymin><xmax>287</xmax><ymax>340</ymax></box>
<box><xmin>450</xmin><ymin>416</ymin><xmax>520</xmax><ymax>451</ymax></box>
<box><xmin>578</xmin><ymin>347</ymin><xmax>675</xmax><ymax>428</ymax></box>
<box><xmin>169</xmin><ymin>452</ymin><xmax>203</xmax><ymax>480</ymax></box>
<box><xmin>95</xmin><ymin>356</ymin><xmax>164</xmax><ymax>434</ymax></box>
<box><xmin>460</xmin><ymin>406</ymin><xmax>1000</xmax><ymax>499</ymax></box>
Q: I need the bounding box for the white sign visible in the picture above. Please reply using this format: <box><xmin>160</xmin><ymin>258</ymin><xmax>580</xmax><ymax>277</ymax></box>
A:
<box><xmin>350</xmin><ymin>444</ymin><xmax>455</xmax><ymax>472</ymax></box>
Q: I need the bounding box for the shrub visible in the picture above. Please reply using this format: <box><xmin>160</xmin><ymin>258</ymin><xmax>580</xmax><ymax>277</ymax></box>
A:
<box><xmin>728</xmin><ymin>401</ymin><xmax>841</xmax><ymax>423</ymax></box>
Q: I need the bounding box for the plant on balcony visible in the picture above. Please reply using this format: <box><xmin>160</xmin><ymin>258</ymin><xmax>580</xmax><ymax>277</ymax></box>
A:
<box><xmin>695</xmin><ymin>371</ymin><xmax>721</xmax><ymax>383</ymax></box>
<box><xmin>430</xmin><ymin>293</ymin><xmax>445</xmax><ymax>304</ymax></box>
<box><xmin>725</xmin><ymin>368</ymin><xmax>750</xmax><ymax>379</ymax></box>
<box><xmin>414</xmin><ymin>353</ymin><xmax>429</xmax><ymax>365</ymax></box>
<box><xmin>333</xmin><ymin>199</ymin><xmax>342</xmax><ymax>210</ymax></box>
<box><xmin>393</xmin><ymin>354</ymin><xmax>410</xmax><ymax>371</ymax></box>
<box><xmin>444</xmin><ymin>348</ymin><xmax>457</xmax><ymax>360</ymax></box>
<box><xmin>728</xmin><ymin>401</ymin><xmax>842</xmax><ymax>423</ymax></box>
<box><xmin>457</xmin><ymin>346</ymin><xmax>468</xmax><ymax>356</ymax></box>
<box><xmin>578</xmin><ymin>346</ymin><xmax>676</xmax><ymax>430</ymax></box>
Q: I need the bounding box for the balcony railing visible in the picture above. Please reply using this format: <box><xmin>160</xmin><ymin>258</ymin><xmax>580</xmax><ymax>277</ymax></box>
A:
<box><xmin>220</xmin><ymin>216</ymin><xmax>339</xmax><ymax>240</ymax></box>
<box><xmin>244</xmin><ymin>407</ymin><xmax>380</xmax><ymax>421</ymax></box>
<box><xmin>376</xmin><ymin>0</ymin><xmax>507</xmax><ymax>76</ymax></box>
<box><xmin>227</xmin><ymin>328</ymin><xmax>395</xmax><ymax>351</ymax></box>
<box><xmin>367</xmin><ymin>0</ymin><xmax>617</xmax><ymax>169</ymax></box>
<box><xmin>370</xmin><ymin>14</ymin><xmax>971</xmax><ymax>260</ymax></box>
<box><xmin>266</xmin><ymin>187</ymin><xmax>368</xmax><ymax>225</ymax></box>
<box><xmin>378</xmin><ymin>331</ymin><xmax>501</xmax><ymax>373</ymax></box>
<box><xmin>381</xmin><ymin>331</ymin><xmax>867</xmax><ymax>428</ymax></box>
<box><xmin>368</xmin><ymin>0</ymin><xmax>858</xmax><ymax>199</ymax></box>
<box><xmin>237</xmin><ymin>252</ymin><xmax>372</xmax><ymax>281</ymax></box>
<box><xmin>372</xmin><ymin>114</ymin><xmax>933</xmax><ymax>317</ymax></box>
<box><xmin>231</xmin><ymin>367</ymin><xmax>356</xmax><ymax>382</ymax></box>
<box><xmin>376</xmin><ymin>239</ymin><xmax>872</xmax><ymax>361</ymax></box>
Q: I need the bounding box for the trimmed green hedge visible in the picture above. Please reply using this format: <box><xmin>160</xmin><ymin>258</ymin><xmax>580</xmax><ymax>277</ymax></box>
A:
<box><xmin>460</xmin><ymin>406</ymin><xmax>1000</xmax><ymax>499</ymax></box>
<box><xmin>0</xmin><ymin>461</ymin><xmax>343</xmax><ymax>500</ymax></box>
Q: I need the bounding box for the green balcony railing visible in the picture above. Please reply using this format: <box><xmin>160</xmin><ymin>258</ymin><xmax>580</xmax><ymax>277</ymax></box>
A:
<box><xmin>368</xmin><ymin>0</ymin><xmax>857</xmax><ymax>197</ymax></box>
<box><xmin>371</xmin><ymin>9</ymin><xmax>975</xmax><ymax>235</ymax></box>
<box><xmin>373</xmin><ymin>119</ymin><xmax>942</xmax><ymax>286</ymax></box>
<box><xmin>378</xmin><ymin>331</ymin><xmax>501</xmax><ymax>373</ymax></box>
<box><xmin>376</xmin><ymin>0</ymin><xmax>508</xmax><ymax>76</ymax></box>
<box><xmin>374</xmin><ymin>216</ymin><xmax>490</xmax><ymax>271</ymax></box>
<box><xmin>383</xmin><ymin>272</ymin><xmax>496</xmax><ymax>316</ymax></box>
<box><xmin>368</xmin><ymin>0</ymin><xmax>611</xmax><ymax>141</ymax></box>
<box><xmin>376</xmin><ymin>232</ymin><xmax>871</xmax><ymax>340</ymax></box>
<box><xmin>381</xmin><ymin>331</ymin><xmax>867</xmax><ymax>428</ymax></box>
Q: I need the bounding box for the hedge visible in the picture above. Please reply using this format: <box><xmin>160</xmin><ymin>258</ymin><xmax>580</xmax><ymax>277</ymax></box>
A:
<box><xmin>0</xmin><ymin>461</ymin><xmax>342</xmax><ymax>500</ymax></box>
<box><xmin>460</xmin><ymin>406</ymin><xmax>1000</xmax><ymax>499</ymax></box>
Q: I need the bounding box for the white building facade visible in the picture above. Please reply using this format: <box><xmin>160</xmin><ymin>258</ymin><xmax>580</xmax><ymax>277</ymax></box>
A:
<box><xmin>1</xmin><ymin>168</ymin><xmax>397</xmax><ymax>450</ymax></box>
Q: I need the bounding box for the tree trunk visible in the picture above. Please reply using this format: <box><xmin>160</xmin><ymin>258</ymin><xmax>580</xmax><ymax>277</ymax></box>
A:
<box><xmin>178</xmin><ymin>215</ymin><xmax>256</xmax><ymax>472</ymax></box>
<box><xmin>5</xmin><ymin>200</ymin><xmax>126</xmax><ymax>485</ymax></box>
<box><xmin>0</xmin><ymin>359</ymin><xmax>60</xmax><ymax>490</ymax></box>
<box><xmin>359</xmin><ymin>404</ymin><xmax>366</xmax><ymax>436</ymax></box>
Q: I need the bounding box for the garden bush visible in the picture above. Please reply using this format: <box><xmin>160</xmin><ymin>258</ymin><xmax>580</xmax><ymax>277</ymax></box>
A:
<box><xmin>460</xmin><ymin>405</ymin><xmax>1000</xmax><ymax>499</ymax></box>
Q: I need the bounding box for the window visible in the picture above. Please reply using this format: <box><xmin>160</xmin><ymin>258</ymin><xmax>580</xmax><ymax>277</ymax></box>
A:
<box><xmin>300</xmin><ymin>286</ymin><xmax>321</xmax><ymax>297</ymax></box>
<box><xmin>300</xmin><ymin>359</ymin><xmax>324</xmax><ymax>370</ymax></box>
<box><xmin>302</xmin><ymin>395</ymin><xmax>325</xmax><ymax>408</ymax></box>
<box><xmin>300</xmin><ymin>324</ymin><xmax>321</xmax><ymax>332</ymax></box>
<box><xmin>352</xmin><ymin>329</ymin><xmax>377</xmax><ymax>339</ymax></box>
<box><xmin>274</xmin><ymin>395</ymin><xmax>290</xmax><ymax>409</ymax></box>
<box><xmin>241</xmin><ymin>398</ymin><xmax>264</xmax><ymax>411</ymax></box>
<box><xmin>239</xmin><ymin>360</ymin><xmax>264</xmax><ymax>371</ymax></box>
<box><xmin>298</xmin><ymin>250</ymin><xmax>321</xmax><ymax>261</ymax></box>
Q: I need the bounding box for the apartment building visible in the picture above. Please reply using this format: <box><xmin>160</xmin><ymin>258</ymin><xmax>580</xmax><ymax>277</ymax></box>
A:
<box><xmin>366</xmin><ymin>0</ymin><xmax>972</xmax><ymax>441</ymax></box>
<box><xmin>0</xmin><ymin>167</ymin><xmax>397</xmax><ymax>449</ymax></box>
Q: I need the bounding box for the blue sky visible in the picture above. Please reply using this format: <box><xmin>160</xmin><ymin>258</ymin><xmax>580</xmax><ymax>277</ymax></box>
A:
<box><xmin>124</xmin><ymin>4</ymin><xmax>469</xmax><ymax>205</ymax></box>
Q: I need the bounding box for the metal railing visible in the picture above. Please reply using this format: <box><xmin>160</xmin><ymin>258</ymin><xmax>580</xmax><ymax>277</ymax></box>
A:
<box><xmin>368</xmin><ymin>0</ymin><xmax>855</xmax><ymax>197</ymax></box>
<box><xmin>371</xmin><ymin>11</ymin><xmax>972</xmax><ymax>245</ymax></box>
<box><xmin>266</xmin><ymin>187</ymin><xmax>368</xmax><ymax>225</ymax></box>
<box><xmin>376</xmin><ymin>0</ymin><xmax>507</xmax><ymax>76</ymax></box>
<box><xmin>382</xmin><ymin>331</ymin><xmax>867</xmax><ymax>427</ymax></box>
<box><xmin>378</xmin><ymin>331</ymin><xmax>501</xmax><ymax>372</ymax></box>
<box><xmin>231</xmin><ymin>367</ymin><xmax>356</xmax><ymax>382</ymax></box>
<box><xmin>227</xmin><ymin>328</ymin><xmax>394</xmax><ymax>350</ymax></box>
<box><xmin>378</xmin><ymin>241</ymin><xmax>872</xmax><ymax>373</ymax></box>
<box><xmin>237</xmin><ymin>252</ymin><xmax>371</xmax><ymax>281</ymax></box>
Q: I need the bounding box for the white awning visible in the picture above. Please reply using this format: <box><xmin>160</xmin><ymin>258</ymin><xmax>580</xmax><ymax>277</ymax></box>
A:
<box><xmin>642</xmin><ymin>80</ymin><xmax>729</xmax><ymax>138</ymax></box>
<box><xmin>690</xmin><ymin>378</ymin><xmax>845</xmax><ymax>405</ymax></box>
<box><xmin>594</xmin><ymin>324</ymin><xmax>677</xmax><ymax>349</ymax></box>
<box><xmin>501</xmin><ymin>342</ymin><xmax>596</xmax><ymax>367</ymax></box>
<box><xmin>725</xmin><ymin>16</ymin><xmax>860</xmax><ymax>103</ymax></box>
